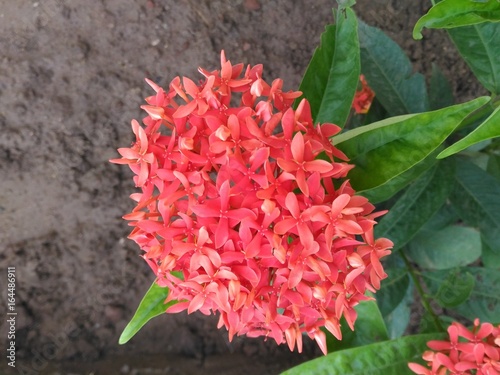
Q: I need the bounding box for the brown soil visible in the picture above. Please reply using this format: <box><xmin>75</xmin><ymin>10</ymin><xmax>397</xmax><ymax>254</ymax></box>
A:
<box><xmin>0</xmin><ymin>1</ymin><xmax>481</xmax><ymax>374</ymax></box>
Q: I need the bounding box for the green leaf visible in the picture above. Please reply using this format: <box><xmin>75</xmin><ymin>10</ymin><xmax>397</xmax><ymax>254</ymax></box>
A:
<box><xmin>359</xmin><ymin>151</ymin><xmax>438</xmax><ymax>203</ymax></box>
<box><xmin>326</xmin><ymin>299</ymin><xmax>389</xmax><ymax>352</ymax></box>
<box><xmin>447</xmin><ymin>22</ymin><xmax>500</xmax><ymax>94</ymax></box>
<box><xmin>418</xmin><ymin>203</ymin><xmax>460</xmax><ymax>232</ymax></box>
<box><xmin>281</xmin><ymin>334</ymin><xmax>445</xmax><ymax>375</ymax></box>
<box><xmin>413</xmin><ymin>0</ymin><xmax>500</xmax><ymax>40</ymax></box>
<box><xmin>377</xmin><ymin>258</ymin><xmax>410</xmax><ymax>317</ymax></box>
<box><xmin>333</xmin><ymin>97</ymin><xmax>488</xmax><ymax>202</ymax></box>
<box><xmin>383</xmin><ymin>285</ymin><xmax>413</xmax><ymax>338</ymax></box>
<box><xmin>423</xmin><ymin>268</ymin><xmax>476</xmax><ymax>310</ymax></box>
<box><xmin>487</xmin><ymin>153</ymin><xmax>500</xmax><ymax>181</ymax></box>
<box><xmin>376</xmin><ymin>256</ymin><xmax>413</xmax><ymax>338</ymax></box>
<box><xmin>375</xmin><ymin>160</ymin><xmax>455</xmax><ymax>251</ymax></box>
<box><xmin>438</xmin><ymin>105</ymin><xmax>500</xmax><ymax>158</ymax></box>
<box><xmin>358</xmin><ymin>20</ymin><xmax>428</xmax><ymax>116</ymax></box>
<box><xmin>481</xmin><ymin>236</ymin><xmax>500</xmax><ymax>269</ymax></box>
<box><xmin>419</xmin><ymin>311</ymin><xmax>453</xmax><ymax>334</ymax></box>
<box><xmin>336</xmin><ymin>0</ymin><xmax>356</xmax><ymax>10</ymax></box>
<box><xmin>450</xmin><ymin>159</ymin><xmax>500</xmax><ymax>251</ymax></box>
<box><xmin>434</xmin><ymin>269</ymin><xmax>475</xmax><ymax>307</ymax></box>
<box><xmin>423</xmin><ymin>267</ymin><xmax>500</xmax><ymax>322</ymax></box>
<box><xmin>406</xmin><ymin>225</ymin><xmax>481</xmax><ymax>270</ymax></box>
<box><xmin>119</xmin><ymin>280</ymin><xmax>178</xmax><ymax>344</ymax></box>
<box><xmin>429</xmin><ymin>64</ymin><xmax>454</xmax><ymax>110</ymax></box>
<box><xmin>298</xmin><ymin>8</ymin><xmax>360</xmax><ymax>127</ymax></box>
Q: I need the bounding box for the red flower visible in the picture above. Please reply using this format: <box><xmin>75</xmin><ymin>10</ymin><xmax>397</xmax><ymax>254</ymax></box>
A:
<box><xmin>111</xmin><ymin>51</ymin><xmax>392</xmax><ymax>355</ymax></box>
<box><xmin>409</xmin><ymin>319</ymin><xmax>500</xmax><ymax>375</ymax></box>
<box><xmin>352</xmin><ymin>75</ymin><xmax>375</xmax><ymax>114</ymax></box>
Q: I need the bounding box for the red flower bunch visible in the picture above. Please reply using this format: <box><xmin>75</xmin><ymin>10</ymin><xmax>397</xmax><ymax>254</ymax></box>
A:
<box><xmin>111</xmin><ymin>51</ymin><xmax>392</xmax><ymax>354</ymax></box>
<box><xmin>409</xmin><ymin>319</ymin><xmax>500</xmax><ymax>375</ymax></box>
<box><xmin>352</xmin><ymin>75</ymin><xmax>375</xmax><ymax>114</ymax></box>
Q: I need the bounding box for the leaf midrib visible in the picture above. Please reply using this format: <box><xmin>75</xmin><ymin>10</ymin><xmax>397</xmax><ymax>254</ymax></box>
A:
<box><xmin>361</xmin><ymin>32</ymin><xmax>411</xmax><ymax>114</ymax></box>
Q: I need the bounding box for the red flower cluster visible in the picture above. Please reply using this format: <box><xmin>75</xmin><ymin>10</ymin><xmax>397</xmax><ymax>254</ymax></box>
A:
<box><xmin>111</xmin><ymin>51</ymin><xmax>392</xmax><ymax>354</ymax></box>
<box><xmin>409</xmin><ymin>319</ymin><xmax>500</xmax><ymax>375</ymax></box>
<box><xmin>352</xmin><ymin>75</ymin><xmax>375</xmax><ymax>114</ymax></box>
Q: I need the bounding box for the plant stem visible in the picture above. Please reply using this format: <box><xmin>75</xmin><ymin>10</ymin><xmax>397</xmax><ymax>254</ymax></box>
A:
<box><xmin>399</xmin><ymin>251</ymin><xmax>445</xmax><ymax>332</ymax></box>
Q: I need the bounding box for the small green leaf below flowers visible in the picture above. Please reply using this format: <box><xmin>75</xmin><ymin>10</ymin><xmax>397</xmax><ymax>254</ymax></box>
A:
<box><xmin>333</xmin><ymin>97</ymin><xmax>488</xmax><ymax>203</ymax></box>
<box><xmin>406</xmin><ymin>225</ymin><xmax>481</xmax><ymax>270</ymax></box>
<box><xmin>119</xmin><ymin>280</ymin><xmax>179</xmax><ymax>345</ymax></box>
<box><xmin>423</xmin><ymin>267</ymin><xmax>500</xmax><ymax>322</ymax></box>
<box><xmin>413</xmin><ymin>0</ymin><xmax>500</xmax><ymax>40</ymax></box>
<box><xmin>425</xmin><ymin>268</ymin><xmax>476</xmax><ymax>308</ymax></box>
<box><xmin>298</xmin><ymin>7</ymin><xmax>360</xmax><ymax>128</ymax></box>
<box><xmin>435</xmin><ymin>270</ymin><xmax>475</xmax><ymax>308</ymax></box>
<box><xmin>281</xmin><ymin>333</ymin><xmax>445</xmax><ymax>375</ymax></box>
<box><xmin>438</xmin><ymin>104</ymin><xmax>500</xmax><ymax>158</ymax></box>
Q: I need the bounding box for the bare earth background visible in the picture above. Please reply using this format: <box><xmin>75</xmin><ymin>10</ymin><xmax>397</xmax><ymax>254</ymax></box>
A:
<box><xmin>0</xmin><ymin>1</ymin><xmax>484</xmax><ymax>374</ymax></box>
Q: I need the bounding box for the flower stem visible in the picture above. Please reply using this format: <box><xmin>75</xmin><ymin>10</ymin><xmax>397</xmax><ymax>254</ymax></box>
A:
<box><xmin>399</xmin><ymin>251</ymin><xmax>445</xmax><ymax>332</ymax></box>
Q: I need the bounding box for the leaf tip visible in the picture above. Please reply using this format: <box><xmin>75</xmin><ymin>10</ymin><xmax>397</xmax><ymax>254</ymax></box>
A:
<box><xmin>412</xmin><ymin>26</ymin><xmax>424</xmax><ymax>40</ymax></box>
<box><xmin>436</xmin><ymin>149</ymin><xmax>450</xmax><ymax>159</ymax></box>
<box><xmin>118</xmin><ymin>332</ymin><xmax>130</xmax><ymax>345</ymax></box>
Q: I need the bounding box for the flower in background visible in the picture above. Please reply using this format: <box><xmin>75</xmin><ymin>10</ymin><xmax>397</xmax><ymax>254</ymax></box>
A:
<box><xmin>352</xmin><ymin>75</ymin><xmax>375</xmax><ymax>114</ymax></box>
<box><xmin>409</xmin><ymin>319</ymin><xmax>500</xmax><ymax>375</ymax></box>
<box><xmin>111</xmin><ymin>51</ymin><xmax>392</xmax><ymax>355</ymax></box>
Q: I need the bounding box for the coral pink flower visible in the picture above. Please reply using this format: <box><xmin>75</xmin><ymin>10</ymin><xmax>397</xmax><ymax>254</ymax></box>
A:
<box><xmin>111</xmin><ymin>51</ymin><xmax>392</xmax><ymax>355</ymax></box>
<box><xmin>409</xmin><ymin>319</ymin><xmax>500</xmax><ymax>375</ymax></box>
<box><xmin>352</xmin><ymin>75</ymin><xmax>375</xmax><ymax>114</ymax></box>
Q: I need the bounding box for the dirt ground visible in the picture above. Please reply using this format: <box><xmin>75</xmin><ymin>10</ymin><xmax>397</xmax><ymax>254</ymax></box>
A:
<box><xmin>0</xmin><ymin>1</ymin><xmax>483</xmax><ymax>374</ymax></box>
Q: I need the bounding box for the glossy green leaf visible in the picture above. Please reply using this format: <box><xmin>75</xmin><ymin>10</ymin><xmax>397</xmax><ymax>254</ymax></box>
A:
<box><xmin>447</xmin><ymin>22</ymin><xmax>500</xmax><ymax>94</ymax></box>
<box><xmin>119</xmin><ymin>280</ymin><xmax>178</xmax><ymax>344</ymax></box>
<box><xmin>450</xmin><ymin>159</ymin><xmax>500</xmax><ymax>251</ymax></box>
<box><xmin>360</xmin><ymin>151</ymin><xmax>438</xmax><ymax>203</ymax></box>
<box><xmin>298</xmin><ymin>8</ymin><xmax>360</xmax><ymax>127</ymax></box>
<box><xmin>281</xmin><ymin>334</ymin><xmax>445</xmax><ymax>375</ymax></box>
<box><xmin>326</xmin><ymin>299</ymin><xmax>389</xmax><ymax>352</ymax></box>
<box><xmin>439</xmin><ymin>105</ymin><xmax>500</xmax><ymax>158</ymax></box>
<box><xmin>358</xmin><ymin>20</ymin><xmax>428</xmax><ymax>116</ymax></box>
<box><xmin>333</xmin><ymin>97</ymin><xmax>488</xmax><ymax>202</ymax></box>
<box><xmin>407</xmin><ymin>225</ymin><xmax>481</xmax><ymax>270</ymax></box>
<box><xmin>423</xmin><ymin>267</ymin><xmax>500</xmax><ymax>322</ymax></box>
<box><xmin>375</xmin><ymin>160</ymin><xmax>455</xmax><ymax>251</ymax></box>
<box><xmin>414</xmin><ymin>0</ymin><xmax>500</xmax><ymax>40</ymax></box>
<box><xmin>429</xmin><ymin>64</ymin><xmax>454</xmax><ymax>110</ymax></box>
